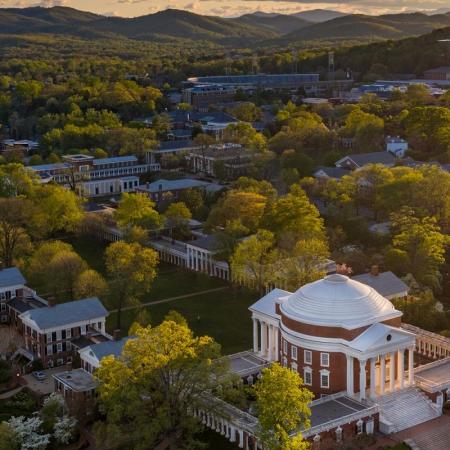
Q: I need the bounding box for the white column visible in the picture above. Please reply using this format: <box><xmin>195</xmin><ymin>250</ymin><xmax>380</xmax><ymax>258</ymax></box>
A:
<box><xmin>380</xmin><ymin>355</ymin><xmax>386</xmax><ymax>396</ymax></box>
<box><xmin>260</xmin><ymin>322</ymin><xmax>267</xmax><ymax>357</ymax></box>
<box><xmin>229</xmin><ymin>426</ymin><xmax>236</xmax><ymax>442</ymax></box>
<box><xmin>346</xmin><ymin>355</ymin><xmax>354</xmax><ymax>396</ymax></box>
<box><xmin>359</xmin><ymin>359</ymin><xmax>367</xmax><ymax>401</ymax></box>
<box><xmin>389</xmin><ymin>352</ymin><xmax>395</xmax><ymax>392</ymax></box>
<box><xmin>253</xmin><ymin>319</ymin><xmax>258</xmax><ymax>353</ymax></box>
<box><xmin>268</xmin><ymin>324</ymin><xmax>274</xmax><ymax>361</ymax></box>
<box><xmin>238</xmin><ymin>430</ymin><xmax>244</xmax><ymax>448</ymax></box>
<box><xmin>408</xmin><ymin>346</ymin><xmax>414</xmax><ymax>385</ymax></box>
<box><xmin>274</xmin><ymin>327</ymin><xmax>279</xmax><ymax>361</ymax></box>
<box><xmin>370</xmin><ymin>358</ymin><xmax>377</xmax><ymax>399</ymax></box>
<box><xmin>398</xmin><ymin>349</ymin><xmax>405</xmax><ymax>389</ymax></box>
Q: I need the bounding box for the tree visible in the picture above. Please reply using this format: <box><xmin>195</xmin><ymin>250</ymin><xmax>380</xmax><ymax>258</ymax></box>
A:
<box><xmin>0</xmin><ymin>163</ymin><xmax>36</xmax><ymax>197</ymax></box>
<box><xmin>390</xmin><ymin>209</ymin><xmax>449</xmax><ymax>291</ymax></box>
<box><xmin>74</xmin><ymin>269</ymin><xmax>109</xmax><ymax>300</ymax></box>
<box><xmin>223</xmin><ymin>122</ymin><xmax>267</xmax><ymax>152</ymax></box>
<box><xmin>94</xmin><ymin>321</ymin><xmax>229</xmax><ymax>450</ymax></box>
<box><xmin>262</xmin><ymin>184</ymin><xmax>326</xmax><ymax>250</ymax></box>
<box><xmin>207</xmin><ymin>190</ymin><xmax>267</xmax><ymax>234</ymax></box>
<box><xmin>193</xmin><ymin>133</ymin><xmax>214</xmax><ymax>174</ymax></box>
<box><xmin>164</xmin><ymin>202</ymin><xmax>192</xmax><ymax>239</ymax></box>
<box><xmin>0</xmin><ymin>198</ymin><xmax>34</xmax><ymax>268</ymax></box>
<box><xmin>0</xmin><ymin>422</ymin><xmax>19</xmax><ymax>450</ymax></box>
<box><xmin>7</xmin><ymin>416</ymin><xmax>50</xmax><ymax>450</ymax></box>
<box><xmin>278</xmin><ymin>239</ymin><xmax>330</xmax><ymax>291</ymax></box>
<box><xmin>53</xmin><ymin>416</ymin><xmax>77</xmax><ymax>445</ymax></box>
<box><xmin>231</xmin><ymin>229</ymin><xmax>279</xmax><ymax>293</ymax></box>
<box><xmin>228</xmin><ymin>102</ymin><xmax>262</xmax><ymax>122</ymax></box>
<box><xmin>33</xmin><ymin>185</ymin><xmax>83</xmax><ymax>236</ymax></box>
<box><xmin>115</xmin><ymin>193</ymin><xmax>162</xmax><ymax>231</ymax></box>
<box><xmin>254</xmin><ymin>363</ymin><xmax>313</xmax><ymax>450</ymax></box>
<box><xmin>105</xmin><ymin>242</ymin><xmax>158</xmax><ymax>330</ymax></box>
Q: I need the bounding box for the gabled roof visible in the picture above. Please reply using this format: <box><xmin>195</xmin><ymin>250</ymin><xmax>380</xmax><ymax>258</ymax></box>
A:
<box><xmin>83</xmin><ymin>337</ymin><xmax>131</xmax><ymax>362</ymax></box>
<box><xmin>314</xmin><ymin>166</ymin><xmax>350</xmax><ymax>180</ymax></box>
<box><xmin>336</xmin><ymin>152</ymin><xmax>396</xmax><ymax>168</ymax></box>
<box><xmin>249</xmin><ymin>288</ymin><xmax>290</xmax><ymax>319</ymax></box>
<box><xmin>352</xmin><ymin>271</ymin><xmax>409</xmax><ymax>299</ymax></box>
<box><xmin>349</xmin><ymin>323</ymin><xmax>414</xmax><ymax>353</ymax></box>
<box><xmin>0</xmin><ymin>267</ymin><xmax>26</xmax><ymax>289</ymax></box>
<box><xmin>21</xmin><ymin>297</ymin><xmax>108</xmax><ymax>330</ymax></box>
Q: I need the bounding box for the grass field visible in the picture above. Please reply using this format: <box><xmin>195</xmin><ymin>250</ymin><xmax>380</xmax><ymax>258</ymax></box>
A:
<box><xmin>70</xmin><ymin>237</ymin><xmax>256</xmax><ymax>355</ymax></box>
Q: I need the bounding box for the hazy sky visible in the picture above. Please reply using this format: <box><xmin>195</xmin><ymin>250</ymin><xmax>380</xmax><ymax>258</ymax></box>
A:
<box><xmin>2</xmin><ymin>0</ymin><xmax>450</xmax><ymax>18</ymax></box>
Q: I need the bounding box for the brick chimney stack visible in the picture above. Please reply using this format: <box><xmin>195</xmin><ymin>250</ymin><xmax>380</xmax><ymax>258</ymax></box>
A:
<box><xmin>47</xmin><ymin>296</ymin><xmax>56</xmax><ymax>307</ymax></box>
<box><xmin>370</xmin><ymin>265</ymin><xmax>380</xmax><ymax>276</ymax></box>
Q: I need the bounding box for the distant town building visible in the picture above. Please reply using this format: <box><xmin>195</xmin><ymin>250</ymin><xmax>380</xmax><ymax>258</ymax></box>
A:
<box><xmin>386</xmin><ymin>136</ymin><xmax>408</xmax><ymax>158</ymax></box>
<box><xmin>335</xmin><ymin>152</ymin><xmax>397</xmax><ymax>170</ymax></box>
<box><xmin>182</xmin><ymin>84</ymin><xmax>236</xmax><ymax>110</ymax></box>
<box><xmin>29</xmin><ymin>154</ymin><xmax>160</xmax><ymax>197</ymax></box>
<box><xmin>423</xmin><ymin>66</ymin><xmax>450</xmax><ymax>81</ymax></box>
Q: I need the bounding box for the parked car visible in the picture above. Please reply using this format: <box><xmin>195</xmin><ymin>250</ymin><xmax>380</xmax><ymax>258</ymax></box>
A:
<box><xmin>32</xmin><ymin>371</ymin><xmax>46</xmax><ymax>381</ymax></box>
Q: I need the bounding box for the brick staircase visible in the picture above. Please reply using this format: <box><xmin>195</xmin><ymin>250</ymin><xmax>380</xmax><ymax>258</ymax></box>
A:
<box><xmin>378</xmin><ymin>387</ymin><xmax>441</xmax><ymax>434</ymax></box>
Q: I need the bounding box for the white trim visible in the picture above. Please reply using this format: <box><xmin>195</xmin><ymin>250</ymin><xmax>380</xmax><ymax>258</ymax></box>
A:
<box><xmin>303</xmin><ymin>366</ymin><xmax>312</xmax><ymax>386</ymax></box>
<box><xmin>291</xmin><ymin>345</ymin><xmax>298</xmax><ymax>361</ymax></box>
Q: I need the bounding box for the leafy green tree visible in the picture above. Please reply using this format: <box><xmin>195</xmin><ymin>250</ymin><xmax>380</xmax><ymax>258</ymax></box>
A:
<box><xmin>0</xmin><ymin>422</ymin><xmax>19</xmax><ymax>450</ymax></box>
<box><xmin>254</xmin><ymin>363</ymin><xmax>313</xmax><ymax>450</ymax></box>
<box><xmin>231</xmin><ymin>229</ymin><xmax>279</xmax><ymax>293</ymax></box>
<box><xmin>74</xmin><ymin>269</ymin><xmax>109</xmax><ymax>300</ymax></box>
<box><xmin>164</xmin><ymin>202</ymin><xmax>192</xmax><ymax>239</ymax></box>
<box><xmin>94</xmin><ymin>321</ymin><xmax>228</xmax><ymax>450</ymax></box>
<box><xmin>105</xmin><ymin>241</ymin><xmax>158</xmax><ymax>330</ymax></box>
<box><xmin>115</xmin><ymin>193</ymin><xmax>162</xmax><ymax>232</ymax></box>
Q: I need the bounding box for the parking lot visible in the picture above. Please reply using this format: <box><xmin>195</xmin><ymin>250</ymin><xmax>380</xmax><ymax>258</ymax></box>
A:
<box><xmin>22</xmin><ymin>365</ymin><xmax>69</xmax><ymax>396</ymax></box>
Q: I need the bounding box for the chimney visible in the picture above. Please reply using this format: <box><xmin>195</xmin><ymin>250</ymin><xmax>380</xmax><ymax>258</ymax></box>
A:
<box><xmin>370</xmin><ymin>265</ymin><xmax>380</xmax><ymax>276</ymax></box>
<box><xmin>47</xmin><ymin>296</ymin><xmax>56</xmax><ymax>307</ymax></box>
<box><xmin>113</xmin><ymin>329</ymin><xmax>121</xmax><ymax>341</ymax></box>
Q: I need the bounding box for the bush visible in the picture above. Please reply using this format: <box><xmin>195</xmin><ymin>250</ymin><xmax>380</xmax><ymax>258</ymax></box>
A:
<box><xmin>0</xmin><ymin>359</ymin><xmax>12</xmax><ymax>384</ymax></box>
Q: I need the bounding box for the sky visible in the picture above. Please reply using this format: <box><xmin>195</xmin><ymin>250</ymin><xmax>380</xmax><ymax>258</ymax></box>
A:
<box><xmin>2</xmin><ymin>0</ymin><xmax>450</xmax><ymax>18</ymax></box>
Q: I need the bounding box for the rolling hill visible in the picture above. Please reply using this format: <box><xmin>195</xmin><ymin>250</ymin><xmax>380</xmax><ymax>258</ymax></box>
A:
<box><xmin>291</xmin><ymin>9</ymin><xmax>348</xmax><ymax>23</ymax></box>
<box><xmin>1</xmin><ymin>6</ymin><xmax>450</xmax><ymax>48</ymax></box>
<box><xmin>279</xmin><ymin>12</ymin><xmax>450</xmax><ymax>43</ymax></box>
<box><xmin>234</xmin><ymin>13</ymin><xmax>311</xmax><ymax>34</ymax></box>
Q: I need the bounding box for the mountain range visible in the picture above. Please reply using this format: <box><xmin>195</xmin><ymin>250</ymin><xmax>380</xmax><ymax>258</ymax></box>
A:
<box><xmin>1</xmin><ymin>6</ymin><xmax>450</xmax><ymax>47</ymax></box>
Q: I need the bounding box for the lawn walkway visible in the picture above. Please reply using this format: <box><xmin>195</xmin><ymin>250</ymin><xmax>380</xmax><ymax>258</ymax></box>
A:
<box><xmin>109</xmin><ymin>286</ymin><xmax>229</xmax><ymax>313</ymax></box>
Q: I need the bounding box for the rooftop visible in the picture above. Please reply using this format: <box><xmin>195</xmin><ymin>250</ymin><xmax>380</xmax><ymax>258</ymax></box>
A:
<box><xmin>93</xmin><ymin>155</ymin><xmax>137</xmax><ymax>165</ymax></box>
<box><xmin>0</xmin><ymin>267</ymin><xmax>26</xmax><ymax>289</ymax></box>
<box><xmin>352</xmin><ymin>271</ymin><xmax>409</xmax><ymax>299</ymax></box>
<box><xmin>280</xmin><ymin>274</ymin><xmax>402</xmax><ymax>330</ymax></box>
<box><xmin>157</xmin><ymin>140</ymin><xmax>199</xmax><ymax>151</ymax></box>
<box><xmin>53</xmin><ymin>368</ymin><xmax>99</xmax><ymax>392</ymax></box>
<box><xmin>84</xmin><ymin>337</ymin><xmax>131</xmax><ymax>361</ymax></box>
<box><xmin>138</xmin><ymin>178</ymin><xmax>224</xmax><ymax>194</ymax></box>
<box><xmin>336</xmin><ymin>152</ymin><xmax>396</xmax><ymax>168</ymax></box>
<box><xmin>21</xmin><ymin>297</ymin><xmax>108</xmax><ymax>330</ymax></box>
<box><xmin>226</xmin><ymin>351</ymin><xmax>270</xmax><ymax>378</ymax></box>
<box><xmin>314</xmin><ymin>166</ymin><xmax>350</xmax><ymax>180</ymax></box>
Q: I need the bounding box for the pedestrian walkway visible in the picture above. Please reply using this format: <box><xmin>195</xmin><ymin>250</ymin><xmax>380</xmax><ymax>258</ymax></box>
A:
<box><xmin>0</xmin><ymin>385</ymin><xmax>23</xmax><ymax>400</ymax></box>
<box><xmin>110</xmin><ymin>286</ymin><xmax>229</xmax><ymax>313</ymax></box>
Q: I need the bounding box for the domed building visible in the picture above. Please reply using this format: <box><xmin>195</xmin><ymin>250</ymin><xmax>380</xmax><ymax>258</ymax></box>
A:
<box><xmin>250</xmin><ymin>274</ymin><xmax>416</xmax><ymax>400</ymax></box>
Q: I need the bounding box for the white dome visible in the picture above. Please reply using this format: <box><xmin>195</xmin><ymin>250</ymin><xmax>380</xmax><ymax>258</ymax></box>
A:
<box><xmin>280</xmin><ymin>274</ymin><xmax>401</xmax><ymax>329</ymax></box>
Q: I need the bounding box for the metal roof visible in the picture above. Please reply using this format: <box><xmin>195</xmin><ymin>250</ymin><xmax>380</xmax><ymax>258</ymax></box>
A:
<box><xmin>0</xmin><ymin>267</ymin><xmax>26</xmax><ymax>289</ymax></box>
<box><xmin>22</xmin><ymin>297</ymin><xmax>108</xmax><ymax>330</ymax></box>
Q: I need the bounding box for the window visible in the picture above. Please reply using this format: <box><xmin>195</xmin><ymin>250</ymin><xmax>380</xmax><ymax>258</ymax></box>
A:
<box><xmin>57</xmin><ymin>343</ymin><xmax>62</xmax><ymax>353</ymax></box>
<box><xmin>303</xmin><ymin>368</ymin><xmax>312</xmax><ymax>386</ymax></box>
<box><xmin>304</xmin><ymin>350</ymin><xmax>312</xmax><ymax>364</ymax></box>
<box><xmin>291</xmin><ymin>346</ymin><xmax>298</xmax><ymax>361</ymax></box>
<box><xmin>283</xmin><ymin>340</ymin><xmax>288</xmax><ymax>355</ymax></box>
<box><xmin>320</xmin><ymin>369</ymin><xmax>330</xmax><ymax>389</ymax></box>
<box><xmin>0</xmin><ymin>303</ymin><xmax>6</xmax><ymax>311</ymax></box>
<box><xmin>66</xmin><ymin>328</ymin><xmax>71</xmax><ymax>339</ymax></box>
<box><xmin>282</xmin><ymin>357</ymin><xmax>288</xmax><ymax>368</ymax></box>
<box><xmin>80</xmin><ymin>324</ymin><xmax>86</xmax><ymax>335</ymax></box>
<box><xmin>356</xmin><ymin>419</ymin><xmax>363</xmax><ymax>435</ymax></box>
<box><xmin>321</xmin><ymin>352</ymin><xmax>330</xmax><ymax>367</ymax></box>
<box><xmin>291</xmin><ymin>362</ymin><xmax>298</xmax><ymax>372</ymax></box>
<box><xmin>47</xmin><ymin>345</ymin><xmax>53</xmax><ymax>356</ymax></box>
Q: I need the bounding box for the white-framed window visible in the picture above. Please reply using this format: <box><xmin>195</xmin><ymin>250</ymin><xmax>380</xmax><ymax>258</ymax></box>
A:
<box><xmin>291</xmin><ymin>346</ymin><xmax>298</xmax><ymax>360</ymax></box>
<box><xmin>80</xmin><ymin>324</ymin><xmax>86</xmax><ymax>335</ymax></box>
<box><xmin>320</xmin><ymin>369</ymin><xmax>330</xmax><ymax>389</ymax></box>
<box><xmin>304</xmin><ymin>350</ymin><xmax>312</xmax><ymax>365</ymax></box>
<box><xmin>320</xmin><ymin>352</ymin><xmax>330</xmax><ymax>367</ymax></box>
<box><xmin>47</xmin><ymin>345</ymin><xmax>53</xmax><ymax>356</ymax></box>
<box><xmin>56</xmin><ymin>330</ymin><xmax>62</xmax><ymax>341</ymax></box>
<box><xmin>291</xmin><ymin>362</ymin><xmax>298</xmax><ymax>372</ymax></box>
<box><xmin>283</xmin><ymin>340</ymin><xmax>288</xmax><ymax>355</ymax></box>
<box><xmin>356</xmin><ymin>419</ymin><xmax>363</xmax><ymax>435</ymax></box>
<box><xmin>282</xmin><ymin>356</ymin><xmax>288</xmax><ymax>368</ymax></box>
<box><xmin>66</xmin><ymin>328</ymin><xmax>72</xmax><ymax>339</ymax></box>
<box><xmin>57</xmin><ymin>343</ymin><xmax>62</xmax><ymax>353</ymax></box>
<box><xmin>47</xmin><ymin>333</ymin><xmax>52</xmax><ymax>343</ymax></box>
<box><xmin>303</xmin><ymin>367</ymin><xmax>312</xmax><ymax>386</ymax></box>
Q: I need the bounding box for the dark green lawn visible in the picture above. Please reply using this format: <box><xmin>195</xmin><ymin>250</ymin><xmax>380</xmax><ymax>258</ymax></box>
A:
<box><xmin>107</xmin><ymin>286</ymin><xmax>256</xmax><ymax>355</ymax></box>
<box><xmin>69</xmin><ymin>237</ymin><xmax>255</xmax><ymax>354</ymax></box>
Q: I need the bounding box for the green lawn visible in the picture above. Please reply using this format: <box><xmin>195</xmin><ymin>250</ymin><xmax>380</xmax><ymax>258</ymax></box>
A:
<box><xmin>107</xmin><ymin>287</ymin><xmax>256</xmax><ymax>355</ymax></box>
<box><xmin>69</xmin><ymin>237</ymin><xmax>256</xmax><ymax>354</ymax></box>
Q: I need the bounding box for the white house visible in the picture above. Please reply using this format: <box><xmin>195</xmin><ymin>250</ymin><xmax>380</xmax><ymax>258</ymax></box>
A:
<box><xmin>386</xmin><ymin>137</ymin><xmax>408</xmax><ymax>158</ymax></box>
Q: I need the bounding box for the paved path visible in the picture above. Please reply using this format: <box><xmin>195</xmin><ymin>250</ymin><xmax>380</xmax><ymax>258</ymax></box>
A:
<box><xmin>370</xmin><ymin>415</ymin><xmax>450</xmax><ymax>449</ymax></box>
<box><xmin>109</xmin><ymin>286</ymin><xmax>229</xmax><ymax>313</ymax></box>
<box><xmin>0</xmin><ymin>385</ymin><xmax>23</xmax><ymax>400</ymax></box>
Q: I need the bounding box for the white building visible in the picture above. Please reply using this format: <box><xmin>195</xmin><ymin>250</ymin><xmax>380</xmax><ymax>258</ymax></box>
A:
<box><xmin>386</xmin><ymin>136</ymin><xmax>408</xmax><ymax>158</ymax></box>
